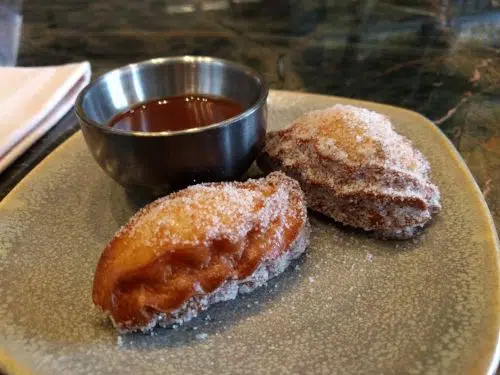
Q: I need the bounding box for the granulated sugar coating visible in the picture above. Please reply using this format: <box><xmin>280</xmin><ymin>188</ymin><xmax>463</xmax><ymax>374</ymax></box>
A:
<box><xmin>92</xmin><ymin>172</ymin><xmax>309</xmax><ymax>332</ymax></box>
<box><xmin>0</xmin><ymin>91</ymin><xmax>498</xmax><ymax>375</ymax></box>
<box><xmin>258</xmin><ymin>104</ymin><xmax>442</xmax><ymax>239</ymax></box>
<box><xmin>289</xmin><ymin>104</ymin><xmax>424</xmax><ymax>169</ymax></box>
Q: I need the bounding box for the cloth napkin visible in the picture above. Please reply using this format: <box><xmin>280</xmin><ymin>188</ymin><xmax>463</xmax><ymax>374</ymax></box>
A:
<box><xmin>0</xmin><ymin>61</ymin><xmax>91</xmax><ymax>174</ymax></box>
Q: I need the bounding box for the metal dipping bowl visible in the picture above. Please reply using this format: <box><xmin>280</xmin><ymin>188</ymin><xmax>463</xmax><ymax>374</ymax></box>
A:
<box><xmin>75</xmin><ymin>56</ymin><xmax>268</xmax><ymax>196</ymax></box>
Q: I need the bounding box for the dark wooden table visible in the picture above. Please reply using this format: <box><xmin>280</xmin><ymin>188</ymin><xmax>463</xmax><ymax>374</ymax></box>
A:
<box><xmin>0</xmin><ymin>1</ymin><xmax>498</xmax><ymax>373</ymax></box>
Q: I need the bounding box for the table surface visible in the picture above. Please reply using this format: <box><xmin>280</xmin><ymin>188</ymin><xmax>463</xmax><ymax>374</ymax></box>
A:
<box><xmin>0</xmin><ymin>1</ymin><xmax>499</xmax><ymax>374</ymax></box>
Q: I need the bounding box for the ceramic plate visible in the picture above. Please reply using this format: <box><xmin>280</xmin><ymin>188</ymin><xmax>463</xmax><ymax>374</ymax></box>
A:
<box><xmin>1</xmin><ymin>91</ymin><xmax>499</xmax><ymax>375</ymax></box>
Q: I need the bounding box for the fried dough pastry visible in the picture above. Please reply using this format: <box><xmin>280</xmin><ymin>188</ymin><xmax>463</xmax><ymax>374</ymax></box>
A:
<box><xmin>92</xmin><ymin>172</ymin><xmax>309</xmax><ymax>332</ymax></box>
<box><xmin>258</xmin><ymin>104</ymin><xmax>441</xmax><ymax>239</ymax></box>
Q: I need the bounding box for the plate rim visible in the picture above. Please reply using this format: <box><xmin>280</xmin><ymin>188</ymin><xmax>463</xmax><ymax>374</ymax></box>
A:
<box><xmin>1</xmin><ymin>89</ymin><xmax>499</xmax><ymax>375</ymax></box>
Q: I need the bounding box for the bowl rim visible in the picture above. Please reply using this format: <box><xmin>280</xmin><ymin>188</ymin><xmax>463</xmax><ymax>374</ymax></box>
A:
<box><xmin>74</xmin><ymin>56</ymin><xmax>268</xmax><ymax>137</ymax></box>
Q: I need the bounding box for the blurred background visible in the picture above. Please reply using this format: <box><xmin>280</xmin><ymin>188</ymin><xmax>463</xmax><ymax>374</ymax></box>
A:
<box><xmin>15</xmin><ymin>0</ymin><xmax>498</xmax><ymax>115</ymax></box>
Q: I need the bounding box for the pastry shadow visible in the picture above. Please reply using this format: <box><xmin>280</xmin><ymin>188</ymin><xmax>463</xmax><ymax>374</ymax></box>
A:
<box><xmin>113</xmin><ymin>255</ymin><xmax>307</xmax><ymax>350</ymax></box>
<box><xmin>308</xmin><ymin>210</ymin><xmax>428</xmax><ymax>254</ymax></box>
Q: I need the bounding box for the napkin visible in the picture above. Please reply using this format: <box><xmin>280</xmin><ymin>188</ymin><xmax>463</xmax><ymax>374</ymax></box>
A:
<box><xmin>0</xmin><ymin>61</ymin><xmax>91</xmax><ymax>173</ymax></box>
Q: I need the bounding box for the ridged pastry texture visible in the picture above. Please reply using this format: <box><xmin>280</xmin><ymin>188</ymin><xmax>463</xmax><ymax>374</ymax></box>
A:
<box><xmin>258</xmin><ymin>104</ymin><xmax>441</xmax><ymax>239</ymax></box>
<box><xmin>92</xmin><ymin>172</ymin><xmax>309</xmax><ymax>332</ymax></box>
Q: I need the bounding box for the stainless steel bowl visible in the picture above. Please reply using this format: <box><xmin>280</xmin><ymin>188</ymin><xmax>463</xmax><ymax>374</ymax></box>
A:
<box><xmin>75</xmin><ymin>56</ymin><xmax>268</xmax><ymax>195</ymax></box>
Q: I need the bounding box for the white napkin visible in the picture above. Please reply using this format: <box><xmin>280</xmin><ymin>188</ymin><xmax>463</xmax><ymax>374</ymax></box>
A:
<box><xmin>0</xmin><ymin>61</ymin><xmax>91</xmax><ymax>173</ymax></box>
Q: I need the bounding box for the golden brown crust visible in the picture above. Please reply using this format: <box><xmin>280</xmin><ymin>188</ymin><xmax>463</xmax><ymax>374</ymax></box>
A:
<box><xmin>257</xmin><ymin>104</ymin><xmax>441</xmax><ymax>239</ymax></box>
<box><xmin>92</xmin><ymin>172</ymin><xmax>308</xmax><ymax>331</ymax></box>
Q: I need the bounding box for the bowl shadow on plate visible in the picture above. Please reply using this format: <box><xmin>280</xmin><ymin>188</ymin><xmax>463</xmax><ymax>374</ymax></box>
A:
<box><xmin>108</xmin><ymin>254</ymin><xmax>307</xmax><ymax>350</ymax></box>
<box><xmin>105</xmin><ymin>182</ymin><xmax>154</xmax><ymax>228</ymax></box>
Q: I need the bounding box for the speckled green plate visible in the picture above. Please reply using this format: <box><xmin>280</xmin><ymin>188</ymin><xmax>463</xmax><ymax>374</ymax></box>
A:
<box><xmin>1</xmin><ymin>90</ymin><xmax>499</xmax><ymax>375</ymax></box>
